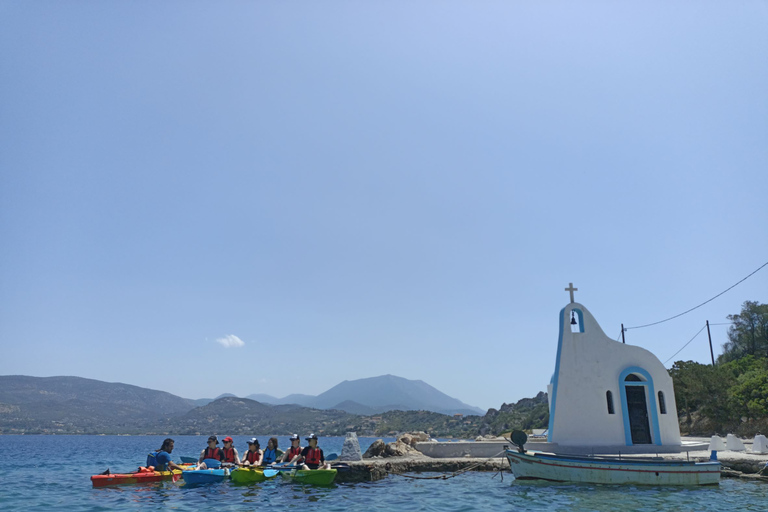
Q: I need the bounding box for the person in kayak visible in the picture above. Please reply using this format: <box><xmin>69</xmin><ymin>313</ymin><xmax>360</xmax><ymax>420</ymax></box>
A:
<box><xmin>262</xmin><ymin>437</ymin><xmax>279</xmax><ymax>465</ymax></box>
<box><xmin>147</xmin><ymin>438</ymin><xmax>186</xmax><ymax>472</ymax></box>
<box><xmin>241</xmin><ymin>438</ymin><xmax>262</xmax><ymax>466</ymax></box>
<box><xmin>220</xmin><ymin>436</ymin><xmax>241</xmax><ymax>465</ymax></box>
<box><xmin>280</xmin><ymin>434</ymin><xmax>303</xmax><ymax>464</ymax></box>
<box><xmin>198</xmin><ymin>435</ymin><xmax>223</xmax><ymax>463</ymax></box>
<box><xmin>299</xmin><ymin>434</ymin><xmax>331</xmax><ymax>470</ymax></box>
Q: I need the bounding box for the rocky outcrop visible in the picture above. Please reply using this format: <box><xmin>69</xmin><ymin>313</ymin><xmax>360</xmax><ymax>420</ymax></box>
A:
<box><xmin>363</xmin><ymin>432</ymin><xmax>429</xmax><ymax>458</ymax></box>
<box><xmin>363</xmin><ymin>439</ymin><xmax>386</xmax><ymax>458</ymax></box>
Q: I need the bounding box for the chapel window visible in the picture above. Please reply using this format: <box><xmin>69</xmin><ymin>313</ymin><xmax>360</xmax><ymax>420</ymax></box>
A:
<box><xmin>625</xmin><ymin>374</ymin><xmax>642</xmax><ymax>382</ymax></box>
<box><xmin>658</xmin><ymin>391</ymin><xmax>667</xmax><ymax>414</ymax></box>
<box><xmin>606</xmin><ymin>391</ymin><xmax>615</xmax><ymax>414</ymax></box>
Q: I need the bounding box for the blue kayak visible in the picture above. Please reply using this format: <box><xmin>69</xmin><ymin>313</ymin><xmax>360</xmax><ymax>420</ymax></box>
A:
<box><xmin>182</xmin><ymin>468</ymin><xmax>229</xmax><ymax>484</ymax></box>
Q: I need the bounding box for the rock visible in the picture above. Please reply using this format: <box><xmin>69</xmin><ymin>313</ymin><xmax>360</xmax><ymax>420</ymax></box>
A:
<box><xmin>398</xmin><ymin>434</ymin><xmax>413</xmax><ymax>446</ymax></box>
<box><xmin>409</xmin><ymin>431</ymin><xmax>429</xmax><ymax>444</ymax></box>
<box><xmin>339</xmin><ymin>432</ymin><xmax>363</xmax><ymax>461</ymax></box>
<box><xmin>384</xmin><ymin>440</ymin><xmax>417</xmax><ymax>457</ymax></box>
<box><xmin>363</xmin><ymin>439</ymin><xmax>386</xmax><ymax>458</ymax></box>
<box><xmin>475</xmin><ymin>436</ymin><xmax>484</xmax><ymax>442</ymax></box>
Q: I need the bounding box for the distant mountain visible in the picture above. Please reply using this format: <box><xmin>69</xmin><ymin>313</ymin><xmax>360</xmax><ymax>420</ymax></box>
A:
<box><xmin>220</xmin><ymin>375</ymin><xmax>484</xmax><ymax>415</ymax></box>
<box><xmin>244</xmin><ymin>393</ymin><xmax>279</xmax><ymax>404</ymax></box>
<box><xmin>243</xmin><ymin>393</ymin><xmax>316</xmax><ymax>407</ymax></box>
<box><xmin>0</xmin><ymin>375</ymin><xmax>196</xmax><ymax>434</ymax></box>
<box><xmin>311</xmin><ymin>375</ymin><xmax>485</xmax><ymax>416</ymax></box>
<box><xmin>329</xmin><ymin>400</ymin><xmax>378</xmax><ymax>415</ymax></box>
<box><xmin>190</xmin><ymin>393</ymin><xmax>238</xmax><ymax>407</ymax></box>
<box><xmin>276</xmin><ymin>394</ymin><xmax>316</xmax><ymax>407</ymax></box>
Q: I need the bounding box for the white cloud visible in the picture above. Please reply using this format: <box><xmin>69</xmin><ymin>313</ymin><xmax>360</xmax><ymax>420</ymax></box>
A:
<box><xmin>215</xmin><ymin>334</ymin><xmax>245</xmax><ymax>348</ymax></box>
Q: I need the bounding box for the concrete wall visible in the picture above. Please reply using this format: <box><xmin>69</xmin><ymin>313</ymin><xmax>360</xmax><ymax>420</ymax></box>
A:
<box><xmin>414</xmin><ymin>441</ymin><xmax>510</xmax><ymax>458</ymax></box>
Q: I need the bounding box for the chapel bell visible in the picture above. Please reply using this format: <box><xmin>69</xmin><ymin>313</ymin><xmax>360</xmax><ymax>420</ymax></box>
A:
<box><xmin>570</xmin><ymin>311</ymin><xmax>577</xmax><ymax>325</ymax></box>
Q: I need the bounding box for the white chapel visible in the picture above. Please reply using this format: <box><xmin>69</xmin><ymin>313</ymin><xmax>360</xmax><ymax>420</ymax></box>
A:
<box><xmin>546</xmin><ymin>284</ymin><xmax>682</xmax><ymax>451</ymax></box>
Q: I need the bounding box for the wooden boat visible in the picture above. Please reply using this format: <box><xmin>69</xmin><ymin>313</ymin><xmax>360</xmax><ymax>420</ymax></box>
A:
<box><xmin>505</xmin><ymin>449</ymin><xmax>720</xmax><ymax>486</ymax></box>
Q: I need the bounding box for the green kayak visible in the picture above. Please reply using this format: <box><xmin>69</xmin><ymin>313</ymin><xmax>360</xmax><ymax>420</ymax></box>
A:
<box><xmin>281</xmin><ymin>468</ymin><xmax>337</xmax><ymax>485</ymax></box>
<box><xmin>231</xmin><ymin>467</ymin><xmax>276</xmax><ymax>484</ymax></box>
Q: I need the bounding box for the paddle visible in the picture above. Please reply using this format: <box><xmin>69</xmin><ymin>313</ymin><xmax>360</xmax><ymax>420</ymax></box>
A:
<box><xmin>262</xmin><ymin>469</ymin><xmax>280</xmax><ymax>478</ymax></box>
<box><xmin>326</xmin><ymin>453</ymin><xmax>338</xmax><ymax>461</ymax></box>
<box><xmin>202</xmin><ymin>458</ymin><xmax>221</xmax><ymax>469</ymax></box>
<box><xmin>268</xmin><ymin>464</ymin><xmax>297</xmax><ymax>471</ymax></box>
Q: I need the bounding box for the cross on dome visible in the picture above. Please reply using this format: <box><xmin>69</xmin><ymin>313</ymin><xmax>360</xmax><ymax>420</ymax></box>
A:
<box><xmin>565</xmin><ymin>282</ymin><xmax>578</xmax><ymax>303</ymax></box>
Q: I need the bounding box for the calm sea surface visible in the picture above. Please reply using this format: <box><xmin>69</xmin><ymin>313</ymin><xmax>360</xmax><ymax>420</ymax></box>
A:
<box><xmin>0</xmin><ymin>435</ymin><xmax>766</xmax><ymax>511</ymax></box>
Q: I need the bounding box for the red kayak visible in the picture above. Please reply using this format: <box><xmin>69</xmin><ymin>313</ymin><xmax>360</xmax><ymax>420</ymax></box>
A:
<box><xmin>91</xmin><ymin>467</ymin><xmax>184</xmax><ymax>487</ymax></box>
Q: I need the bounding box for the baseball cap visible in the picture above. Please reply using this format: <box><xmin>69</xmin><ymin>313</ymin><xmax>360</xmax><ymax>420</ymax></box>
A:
<box><xmin>305</xmin><ymin>433</ymin><xmax>318</xmax><ymax>441</ymax></box>
<box><xmin>223</xmin><ymin>436</ymin><xmax>234</xmax><ymax>443</ymax></box>
<box><xmin>247</xmin><ymin>437</ymin><xmax>259</xmax><ymax>445</ymax></box>
<box><xmin>208</xmin><ymin>435</ymin><xmax>219</xmax><ymax>444</ymax></box>
<box><xmin>289</xmin><ymin>434</ymin><xmax>300</xmax><ymax>441</ymax></box>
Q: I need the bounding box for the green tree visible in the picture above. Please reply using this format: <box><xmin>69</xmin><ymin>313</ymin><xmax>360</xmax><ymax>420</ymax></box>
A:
<box><xmin>723</xmin><ymin>355</ymin><xmax>768</xmax><ymax>420</ymax></box>
<box><xmin>718</xmin><ymin>301</ymin><xmax>768</xmax><ymax>362</ymax></box>
<box><xmin>669</xmin><ymin>360</ymin><xmax>735</xmax><ymax>429</ymax></box>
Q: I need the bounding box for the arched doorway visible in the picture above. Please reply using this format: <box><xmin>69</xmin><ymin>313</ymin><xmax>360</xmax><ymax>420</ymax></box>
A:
<box><xmin>624</xmin><ymin>375</ymin><xmax>652</xmax><ymax>444</ymax></box>
<box><xmin>619</xmin><ymin>367</ymin><xmax>661</xmax><ymax>446</ymax></box>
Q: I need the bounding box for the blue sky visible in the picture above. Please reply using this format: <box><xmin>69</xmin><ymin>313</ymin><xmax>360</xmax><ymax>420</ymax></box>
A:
<box><xmin>1</xmin><ymin>1</ymin><xmax>766</xmax><ymax>410</ymax></box>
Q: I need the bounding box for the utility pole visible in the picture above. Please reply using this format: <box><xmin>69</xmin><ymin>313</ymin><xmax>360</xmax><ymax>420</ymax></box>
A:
<box><xmin>706</xmin><ymin>320</ymin><xmax>715</xmax><ymax>366</ymax></box>
<box><xmin>621</xmin><ymin>323</ymin><xmax>626</xmax><ymax>344</ymax></box>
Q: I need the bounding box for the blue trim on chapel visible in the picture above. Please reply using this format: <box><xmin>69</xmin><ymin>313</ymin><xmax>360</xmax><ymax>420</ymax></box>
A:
<box><xmin>618</xmin><ymin>366</ymin><xmax>662</xmax><ymax>446</ymax></box>
<box><xmin>547</xmin><ymin>307</ymin><xmax>566</xmax><ymax>442</ymax></box>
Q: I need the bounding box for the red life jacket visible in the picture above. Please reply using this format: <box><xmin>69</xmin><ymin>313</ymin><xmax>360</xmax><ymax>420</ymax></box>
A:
<box><xmin>245</xmin><ymin>450</ymin><xmax>261</xmax><ymax>464</ymax></box>
<box><xmin>204</xmin><ymin>447</ymin><xmax>223</xmax><ymax>461</ymax></box>
<box><xmin>287</xmin><ymin>446</ymin><xmax>302</xmax><ymax>459</ymax></box>
<box><xmin>304</xmin><ymin>447</ymin><xmax>323</xmax><ymax>465</ymax></box>
<box><xmin>222</xmin><ymin>447</ymin><xmax>236</xmax><ymax>463</ymax></box>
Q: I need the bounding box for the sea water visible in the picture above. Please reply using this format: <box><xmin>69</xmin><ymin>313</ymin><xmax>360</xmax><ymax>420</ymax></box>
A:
<box><xmin>0</xmin><ymin>435</ymin><xmax>766</xmax><ymax>511</ymax></box>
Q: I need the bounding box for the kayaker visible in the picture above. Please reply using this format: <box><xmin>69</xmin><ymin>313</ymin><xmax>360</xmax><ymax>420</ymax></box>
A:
<box><xmin>280</xmin><ymin>434</ymin><xmax>303</xmax><ymax>464</ymax></box>
<box><xmin>262</xmin><ymin>437</ymin><xmax>279</xmax><ymax>465</ymax></box>
<box><xmin>198</xmin><ymin>435</ymin><xmax>224</xmax><ymax>463</ymax></box>
<box><xmin>147</xmin><ymin>438</ymin><xmax>186</xmax><ymax>472</ymax></box>
<box><xmin>242</xmin><ymin>438</ymin><xmax>262</xmax><ymax>466</ymax></box>
<box><xmin>299</xmin><ymin>434</ymin><xmax>331</xmax><ymax>470</ymax></box>
<box><xmin>220</xmin><ymin>436</ymin><xmax>241</xmax><ymax>465</ymax></box>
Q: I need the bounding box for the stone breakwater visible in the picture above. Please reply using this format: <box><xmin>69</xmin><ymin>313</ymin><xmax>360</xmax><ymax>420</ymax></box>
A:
<box><xmin>336</xmin><ymin>455</ymin><xmax>508</xmax><ymax>483</ymax></box>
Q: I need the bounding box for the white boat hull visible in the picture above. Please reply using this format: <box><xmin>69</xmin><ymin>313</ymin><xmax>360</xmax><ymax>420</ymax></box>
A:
<box><xmin>506</xmin><ymin>450</ymin><xmax>720</xmax><ymax>486</ymax></box>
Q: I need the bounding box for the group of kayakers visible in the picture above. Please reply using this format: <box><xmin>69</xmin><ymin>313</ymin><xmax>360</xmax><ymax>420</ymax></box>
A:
<box><xmin>148</xmin><ymin>434</ymin><xmax>331</xmax><ymax>472</ymax></box>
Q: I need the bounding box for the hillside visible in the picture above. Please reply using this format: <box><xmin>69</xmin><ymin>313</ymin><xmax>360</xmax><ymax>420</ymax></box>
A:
<box><xmin>0</xmin><ymin>375</ymin><xmax>196</xmax><ymax>434</ymax></box>
<box><xmin>0</xmin><ymin>374</ymin><xmax>543</xmax><ymax>436</ymax></box>
<box><xmin>156</xmin><ymin>397</ymin><xmax>360</xmax><ymax>435</ymax></box>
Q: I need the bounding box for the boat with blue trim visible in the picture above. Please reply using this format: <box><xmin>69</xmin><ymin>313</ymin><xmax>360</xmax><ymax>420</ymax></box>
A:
<box><xmin>505</xmin><ymin>431</ymin><xmax>720</xmax><ymax>486</ymax></box>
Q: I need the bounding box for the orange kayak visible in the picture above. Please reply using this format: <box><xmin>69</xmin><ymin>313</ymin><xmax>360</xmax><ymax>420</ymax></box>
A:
<box><xmin>91</xmin><ymin>467</ymin><xmax>184</xmax><ymax>487</ymax></box>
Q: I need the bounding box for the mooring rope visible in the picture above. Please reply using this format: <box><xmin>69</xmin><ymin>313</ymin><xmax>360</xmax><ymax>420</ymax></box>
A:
<box><xmin>387</xmin><ymin>450</ymin><xmax>508</xmax><ymax>480</ymax></box>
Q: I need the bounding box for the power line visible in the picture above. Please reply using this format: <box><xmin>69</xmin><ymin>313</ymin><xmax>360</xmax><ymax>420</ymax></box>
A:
<box><xmin>663</xmin><ymin>324</ymin><xmax>707</xmax><ymax>365</ymax></box>
<box><xmin>625</xmin><ymin>260</ymin><xmax>768</xmax><ymax>331</ymax></box>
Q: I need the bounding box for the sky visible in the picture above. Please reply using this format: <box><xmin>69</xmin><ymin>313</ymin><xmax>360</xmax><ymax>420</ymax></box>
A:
<box><xmin>1</xmin><ymin>1</ymin><xmax>766</xmax><ymax>411</ymax></box>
